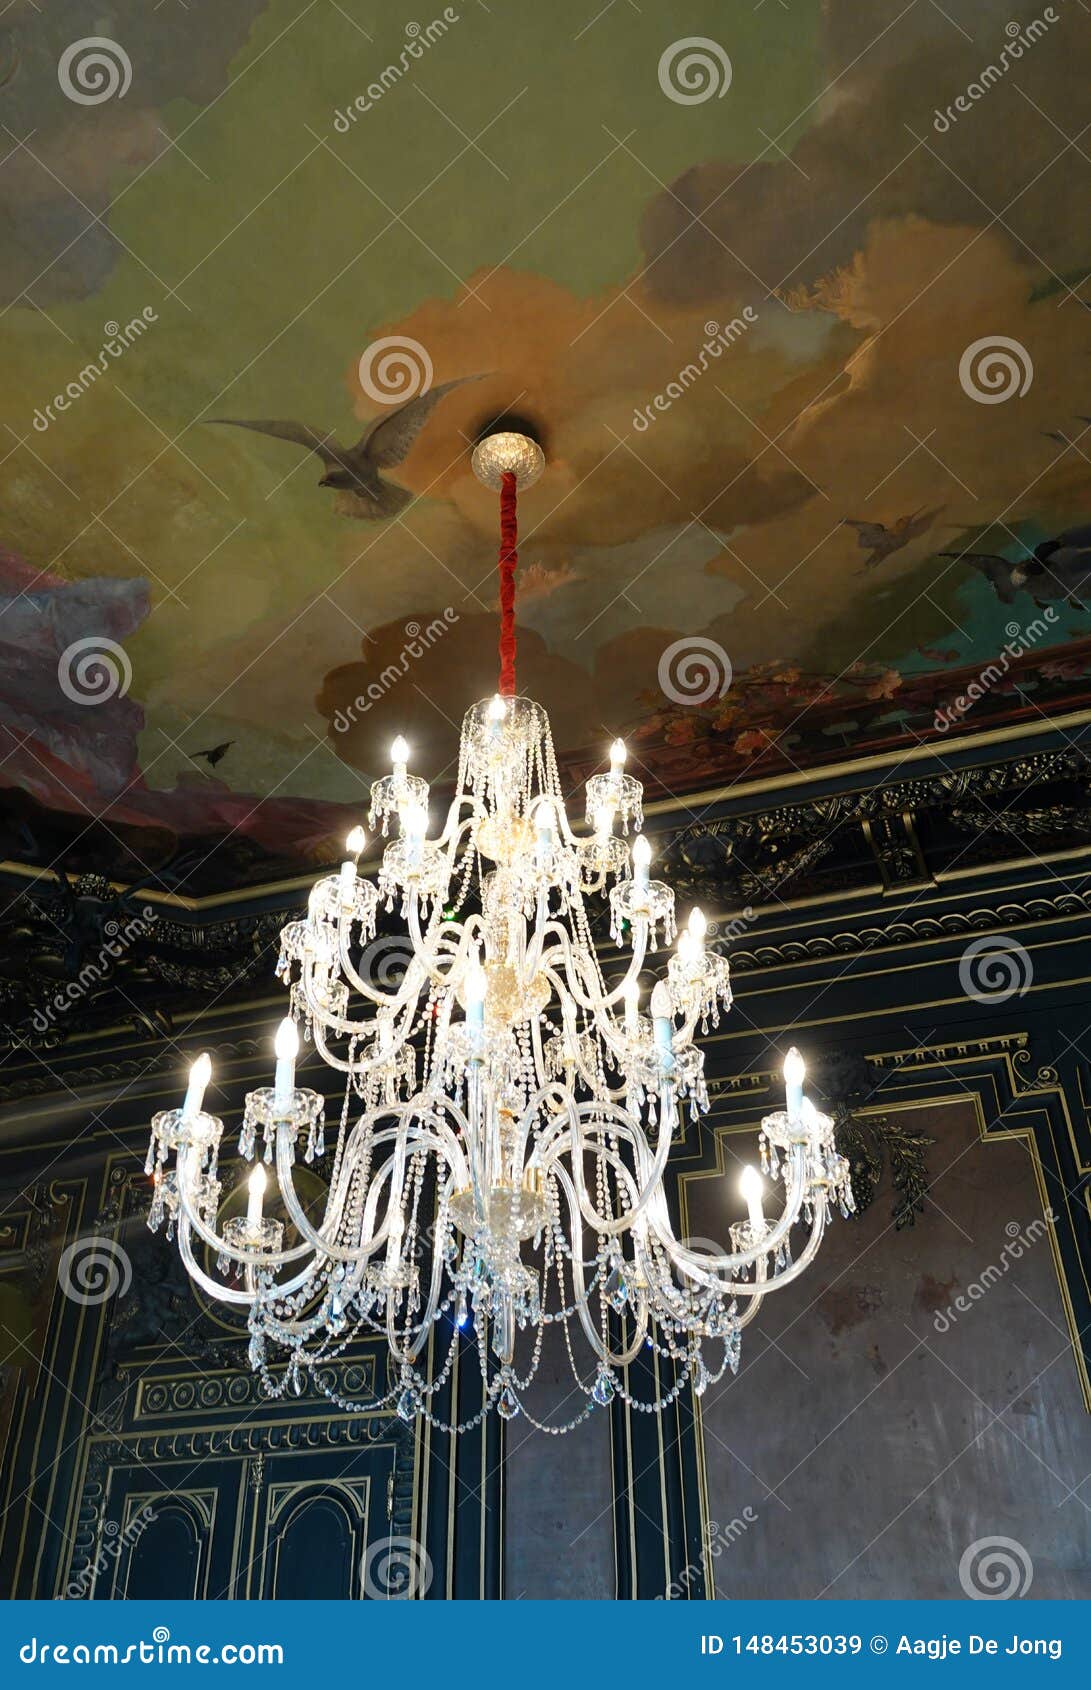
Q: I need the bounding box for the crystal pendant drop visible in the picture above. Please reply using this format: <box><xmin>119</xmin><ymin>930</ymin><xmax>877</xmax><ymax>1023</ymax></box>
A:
<box><xmin>591</xmin><ymin>1367</ymin><xmax>615</xmax><ymax>1406</ymax></box>
<box><xmin>497</xmin><ymin>1384</ymin><xmax>520</xmax><ymax>1420</ymax></box>
<box><xmin>605</xmin><ymin>1261</ymin><xmax>629</xmax><ymax>1313</ymax></box>
<box><xmin>396</xmin><ymin>1386</ymin><xmax>417</xmax><ymax>1422</ymax></box>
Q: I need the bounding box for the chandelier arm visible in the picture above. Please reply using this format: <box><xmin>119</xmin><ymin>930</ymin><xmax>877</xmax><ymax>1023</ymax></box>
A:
<box><xmin>692</xmin><ymin>1204</ymin><xmax>829</xmax><ymax>1309</ymax></box>
<box><xmin>174</xmin><ymin>1201</ymin><xmax>327</xmax><ymax>1305</ymax></box>
<box><xmin>548</xmin><ymin>1161</ymin><xmax>649</xmax><ymax>1366</ymax></box>
<box><xmin>670</xmin><ymin>1005</ymin><xmax>704</xmax><ymax>1051</ymax></box>
<box><xmin>543</xmin><ymin>962</ymin><xmax>651</xmax><ymax>1086</ymax></box>
<box><xmin>533</xmin><ymin>1095</ymin><xmax>673</xmax><ymax>1239</ymax></box>
<box><xmin>308</xmin><ymin>1018</ymin><xmax>382</xmax><ymax>1075</ymax></box>
<box><xmin>434</xmin><ymin>800</ymin><xmax>479</xmax><ymax>854</ymax></box>
<box><xmin>578</xmin><ymin>1093</ymin><xmax>675</xmax><ymax>1234</ymax></box>
<box><xmin>174</xmin><ymin>1146</ymin><xmax>313</xmax><ymax>1271</ymax></box>
<box><xmin>539</xmin><ymin>917</ymin><xmax>648</xmax><ymax>1012</ymax></box>
<box><xmin>270</xmin><ymin>1112</ymin><xmax>463</xmax><ymax>1265</ymax></box>
<box><xmin>521</xmin><ymin>887</ymin><xmax>552</xmax><ymax>979</ymax></box>
<box><xmin>176</xmin><ymin>1215</ymin><xmax>258</xmax><ymax>1305</ymax></box>
<box><xmin>388</xmin><ymin>1182</ymin><xmax>461</xmax><ymax>1367</ymax></box>
<box><xmin>653</xmin><ymin>1144</ymin><xmax>811</xmax><ymax>1278</ymax></box>
<box><xmin>297</xmin><ymin>956</ymin><xmax>427</xmax><ymax>1047</ymax></box>
<box><xmin>302</xmin><ymin>943</ymin><xmax>449</xmax><ymax>1058</ymax></box>
<box><xmin>523</xmin><ymin>1007</ymin><xmax>617</xmax><ymax>1112</ymax></box>
<box><xmin>514</xmin><ymin>1079</ymin><xmax>582</xmax><ymax>1171</ymax></box>
<box><xmin>532</xmin><ymin>1098</ymin><xmax>653</xmax><ymax>1177</ymax></box>
<box><xmin>382</xmin><ymin>1196</ymin><xmax>451</xmax><ymax>1368</ymax></box>
<box><xmin>526</xmin><ymin>1010</ymin><xmax>630</xmax><ymax>1113</ymax></box>
<box><xmin>349</xmin><ymin>1116</ymin><xmax>470</xmax><ymax>1272</ymax></box>
<box><xmin>334</xmin><ymin>924</ymin><xmax>429</xmax><ymax>1009</ymax></box>
<box><xmin>656</xmin><ymin>1177</ymin><xmax>828</xmax><ymax>1293</ymax></box>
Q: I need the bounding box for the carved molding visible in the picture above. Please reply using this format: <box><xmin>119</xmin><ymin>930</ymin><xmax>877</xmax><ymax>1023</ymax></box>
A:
<box><xmin>134</xmin><ymin>1359</ymin><xmax>378</xmax><ymax>1421</ymax></box>
<box><xmin>723</xmin><ymin>894</ymin><xmax>1090</xmax><ymax>973</ymax></box>
<box><xmin>663</xmin><ymin>744</ymin><xmax>1091</xmax><ymax>910</ymax></box>
<box><xmin>0</xmin><ymin>1038</ymin><xmax>263</xmax><ymax>1106</ymax></box>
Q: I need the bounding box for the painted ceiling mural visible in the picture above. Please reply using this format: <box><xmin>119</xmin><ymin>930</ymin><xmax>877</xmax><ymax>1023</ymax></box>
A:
<box><xmin>2</xmin><ymin>0</ymin><xmax>1091</xmax><ymax>890</ymax></box>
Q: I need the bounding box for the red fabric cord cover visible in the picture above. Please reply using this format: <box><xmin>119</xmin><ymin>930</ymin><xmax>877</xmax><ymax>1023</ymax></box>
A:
<box><xmin>498</xmin><ymin>469</ymin><xmax>518</xmax><ymax>696</ymax></box>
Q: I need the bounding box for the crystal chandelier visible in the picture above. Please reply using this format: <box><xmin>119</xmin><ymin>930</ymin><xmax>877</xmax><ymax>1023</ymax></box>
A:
<box><xmin>145</xmin><ymin>430</ymin><xmax>853</xmax><ymax>1433</ymax></box>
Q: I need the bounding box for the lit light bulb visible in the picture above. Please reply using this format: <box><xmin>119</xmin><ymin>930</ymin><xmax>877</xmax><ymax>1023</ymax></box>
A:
<box><xmin>650</xmin><ymin>980</ymin><xmax>674</xmax><ymax>1063</ymax></box>
<box><xmin>632</xmin><ymin>833</ymin><xmax>651</xmax><ymax>891</ymax></box>
<box><xmin>404</xmin><ymin>803</ymin><xmax>427</xmax><ymax>867</ymax></box>
<box><xmin>533</xmin><ymin>798</ymin><xmax>554</xmax><ymax>863</ymax></box>
<box><xmin>688</xmin><ymin>907</ymin><xmax>707</xmax><ymax>949</ymax></box>
<box><xmin>181</xmin><ymin>1052</ymin><xmax>211</xmax><ymax>1122</ymax></box>
<box><xmin>677</xmin><ymin>929</ymin><xmax>697</xmax><ymax>965</ymax></box>
<box><xmin>247</xmin><ymin>1161</ymin><xmax>267</xmax><ymax>1227</ymax></box>
<box><xmin>465</xmin><ymin>955</ymin><xmax>487</xmax><ymax>1030</ymax></box>
<box><xmin>610</xmin><ymin>738</ymin><xmax>627</xmax><ymax>772</ymax></box>
<box><xmin>624</xmin><ymin>978</ymin><xmax>639</xmax><ymax>1034</ymax></box>
<box><xmin>739</xmin><ymin>1165</ymin><xmax>765</xmax><ymax>1230</ymax></box>
<box><xmin>486</xmin><ymin>695</ymin><xmax>506</xmax><ymax>740</ymax></box>
<box><xmin>273</xmin><ymin>1017</ymin><xmax>298</xmax><ymax>1109</ymax></box>
<box><xmin>783</xmin><ymin>1047</ymin><xmax>805</xmax><ymax>1119</ymax></box>
<box><xmin>346</xmin><ymin>825</ymin><xmax>366</xmax><ymax>858</ymax></box>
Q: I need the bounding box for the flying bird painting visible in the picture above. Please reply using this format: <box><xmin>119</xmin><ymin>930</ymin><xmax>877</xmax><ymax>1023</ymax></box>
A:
<box><xmin>208</xmin><ymin>377</ymin><xmax>480</xmax><ymax>519</ymax></box>
<box><xmin>188</xmin><ymin>741</ymin><xmax>235</xmax><ymax>768</ymax></box>
<box><xmin>941</xmin><ymin>526</ymin><xmax>1091</xmax><ymax>610</ymax></box>
<box><xmin>842</xmin><ymin>508</ymin><xmax>945</xmax><ymax>570</ymax></box>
